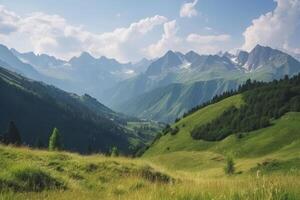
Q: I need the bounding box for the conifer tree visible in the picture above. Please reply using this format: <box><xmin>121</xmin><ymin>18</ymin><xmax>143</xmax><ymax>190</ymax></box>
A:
<box><xmin>49</xmin><ymin>127</ymin><xmax>62</xmax><ymax>151</ymax></box>
<box><xmin>110</xmin><ymin>146</ymin><xmax>119</xmax><ymax>157</ymax></box>
<box><xmin>5</xmin><ymin>121</ymin><xmax>22</xmax><ymax>146</ymax></box>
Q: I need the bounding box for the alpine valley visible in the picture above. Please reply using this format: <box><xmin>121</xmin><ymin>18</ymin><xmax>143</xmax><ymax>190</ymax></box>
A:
<box><xmin>1</xmin><ymin>1</ymin><xmax>300</xmax><ymax>199</ymax></box>
<box><xmin>1</xmin><ymin>41</ymin><xmax>300</xmax><ymax>199</ymax></box>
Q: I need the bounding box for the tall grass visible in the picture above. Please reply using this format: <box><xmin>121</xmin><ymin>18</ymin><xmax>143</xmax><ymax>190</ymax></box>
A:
<box><xmin>0</xmin><ymin>145</ymin><xmax>299</xmax><ymax>200</ymax></box>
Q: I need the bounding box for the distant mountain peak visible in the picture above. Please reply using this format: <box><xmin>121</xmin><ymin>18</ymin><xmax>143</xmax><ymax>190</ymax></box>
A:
<box><xmin>99</xmin><ymin>55</ymin><xmax>119</xmax><ymax>64</ymax></box>
<box><xmin>165</xmin><ymin>50</ymin><xmax>175</xmax><ymax>55</ymax></box>
<box><xmin>253</xmin><ymin>44</ymin><xmax>265</xmax><ymax>49</ymax></box>
<box><xmin>223</xmin><ymin>51</ymin><xmax>235</xmax><ymax>59</ymax></box>
<box><xmin>242</xmin><ymin>44</ymin><xmax>290</xmax><ymax>71</ymax></box>
<box><xmin>79</xmin><ymin>51</ymin><xmax>95</xmax><ymax>59</ymax></box>
<box><xmin>185</xmin><ymin>50</ymin><xmax>199</xmax><ymax>56</ymax></box>
<box><xmin>69</xmin><ymin>52</ymin><xmax>96</xmax><ymax>65</ymax></box>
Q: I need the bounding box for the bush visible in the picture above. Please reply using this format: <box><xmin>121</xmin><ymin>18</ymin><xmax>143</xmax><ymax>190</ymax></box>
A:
<box><xmin>0</xmin><ymin>166</ymin><xmax>65</xmax><ymax>192</ymax></box>
<box><xmin>138</xmin><ymin>165</ymin><xmax>172</xmax><ymax>183</ymax></box>
<box><xmin>224</xmin><ymin>156</ymin><xmax>235</xmax><ymax>175</ymax></box>
<box><xmin>170</xmin><ymin>126</ymin><xmax>179</xmax><ymax>136</ymax></box>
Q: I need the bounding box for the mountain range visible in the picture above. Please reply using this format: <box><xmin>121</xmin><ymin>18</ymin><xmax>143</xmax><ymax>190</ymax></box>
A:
<box><xmin>9</xmin><ymin>46</ymin><xmax>152</xmax><ymax>101</ymax></box>
<box><xmin>1</xmin><ymin>43</ymin><xmax>300</xmax><ymax>123</ymax></box>
<box><xmin>104</xmin><ymin>45</ymin><xmax>300</xmax><ymax>122</ymax></box>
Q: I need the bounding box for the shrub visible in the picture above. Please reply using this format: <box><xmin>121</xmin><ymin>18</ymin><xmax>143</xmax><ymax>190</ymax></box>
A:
<box><xmin>0</xmin><ymin>166</ymin><xmax>65</xmax><ymax>192</ymax></box>
<box><xmin>170</xmin><ymin>126</ymin><xmax>179</xmax><ymax>135</ymax></box>
<box><xmin>251</xmin><ymin>159</ymin><xmax>281</xmax><ymax>172</ymax></box>
<box><xmin>224</xmin><ymin>156</ymin><xmax>235</xmax><ymax>175</ymax></box>
<box><xmin>138</xmin><ymin>166</ymin><xmax>172</xmax><ymax>183</ymax></box>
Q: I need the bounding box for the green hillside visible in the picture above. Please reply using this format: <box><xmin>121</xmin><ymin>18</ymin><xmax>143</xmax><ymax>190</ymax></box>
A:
<box><xmin>143</xmin><ymin>95</ymin><xmax>244</xmax><ymax>156</ymax></box>
<box><xmin>116</xmin><ymin>79</ymin><xmax>239</xmax><ymax>123</ymax></box>
<box><xmin>143</xmin><ymin>76</ymin><xmax>300</xmax><ymax>175</ymax></box>
<box><xmin>1</xmin><ymin>142</ymin><xmax>300</xmax><ymax>200</ymax></box>
<box><xmin>145</xmin><ymin>111</ymin><xmax>300</xmax><ymax>172</ymax></box>
<box><xmin>1</xmin><ymin>77</ymin><xmax>300</xmax><ymax>199</ymax></box>
<box><xmin>0</xmin><ymin>66</ymin><xmax>159</xmax><ymax>154</ymax></box>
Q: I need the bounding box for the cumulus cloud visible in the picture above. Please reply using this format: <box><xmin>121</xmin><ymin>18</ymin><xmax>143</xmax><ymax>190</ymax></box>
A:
<box><xmin>0</xmin><ymin>4</ymin><xmax>233</xmax><ymax>62</ymax></box>
<box><xmin>180</xmin><ymin>0</ymin><xmax>198</xmax><ymax>18</ymax></box>
<box><xmin>0</xmin><ymin>5</ymin><xmax>167</xmax><ymax>62</ymax></box>
<box><xmin>144</xmin><ymin>20</ymin><xmax>182</xmax><ymax>58</ymax></box>
<box><xmin>144</xmin><ymin>20</ymin><xmax>231</xmax><ymax>58</ymax></box>
<box><xmin>242</xmin><ymin>0</ymin><xmax>300</xmax><ymax>56</ymax></box>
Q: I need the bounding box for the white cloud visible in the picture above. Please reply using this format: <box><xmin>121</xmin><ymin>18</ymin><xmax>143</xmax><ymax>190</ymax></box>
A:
<box><xmin>0</xmin><ymin>4</ymin><xmax>233</xmax><ymax>62</ymax></box>
<box><xmin>144</xmin><ymin>20</ymin><xmax>182</xmax><ymax>58</ymax></box>
<box><xmin>144</xmin><ymin>20</ymin><xmax>231</xmax><ymax>58</ymax></box>
<box><xmin>242</xmin><ymin>0</ymin><xmax>300</xmax><ymax>56</ymax></box>
<box><xmin>0</xmin><ymin>5</ymin><xmax>167</xmax><ymax>62</ymax></box>
<box><xmin>180</xmin><ymin>0</ymin><xmax>198</xmax><ymax>18</ymax></box>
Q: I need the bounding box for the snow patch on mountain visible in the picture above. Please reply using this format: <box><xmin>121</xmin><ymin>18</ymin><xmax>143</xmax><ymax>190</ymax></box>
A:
<box><xmin>180</xmin><ymin>61</ymin><xmax>191</xmax><ymax>69</ymax></box>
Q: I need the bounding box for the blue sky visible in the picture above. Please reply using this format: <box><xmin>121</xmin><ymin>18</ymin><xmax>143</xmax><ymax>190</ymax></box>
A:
<box><xmin>0</xmin><ymin>0</ymin><xmax>299</xmax><ymax>62</ymax></box>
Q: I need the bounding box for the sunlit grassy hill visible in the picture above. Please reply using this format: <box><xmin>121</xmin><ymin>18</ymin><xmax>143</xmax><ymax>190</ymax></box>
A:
<box><xmin>0</xmin><ymin>145</ymin><xmax>174</xmax><ymax>199</ymax></box>
<box><xmin>1</xmin><ymin>90</ymin><xmax>300</xmax><ymax>199</ymax></box>
<box><xmin>1</xmin><ymin>144</ymin><xmax>300</xmax><ymax>200</ymax></box>
<box><xmin>143</xmin><ymin>94</ymin><xmax>300</xmax><ymax>176</ymax></box>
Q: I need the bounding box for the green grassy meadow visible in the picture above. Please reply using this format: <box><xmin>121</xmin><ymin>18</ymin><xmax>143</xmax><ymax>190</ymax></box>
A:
<box><xmin>0</xmin><ymin>144</ymin><xmax>299</xmax><ymax>200</ymax></box>
<box><xmin>1</xmin><ymin>95</ymin><xmax>300</xmax><ymax>199</ymax></box>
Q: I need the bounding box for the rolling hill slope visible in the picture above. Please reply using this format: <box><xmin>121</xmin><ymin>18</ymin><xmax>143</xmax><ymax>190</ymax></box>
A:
<box><xmin>143</xmin><ymin>75</ymin><xmax>300</xmax><ymax>175</ymax></box>
<box><xmin>1</xmin><ymin>144</ymin><xmax>299</xmax><ymax>200</ymax></box>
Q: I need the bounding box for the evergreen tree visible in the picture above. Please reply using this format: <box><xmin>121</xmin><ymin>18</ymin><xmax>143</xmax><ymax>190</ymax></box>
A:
<box><xmin>4</xmin><ymin>121</ymin><xmax>22</xmax><ymax>146</ymax></box>
<box><xmin>49</xmin><ymin>127</ymin><xmax>62</xmax><ymax>151</ymax></box>
<box><xmin>110</xmin><ymin>146</ymin><xmax>119</xmax><ymax>157</ymax></box>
